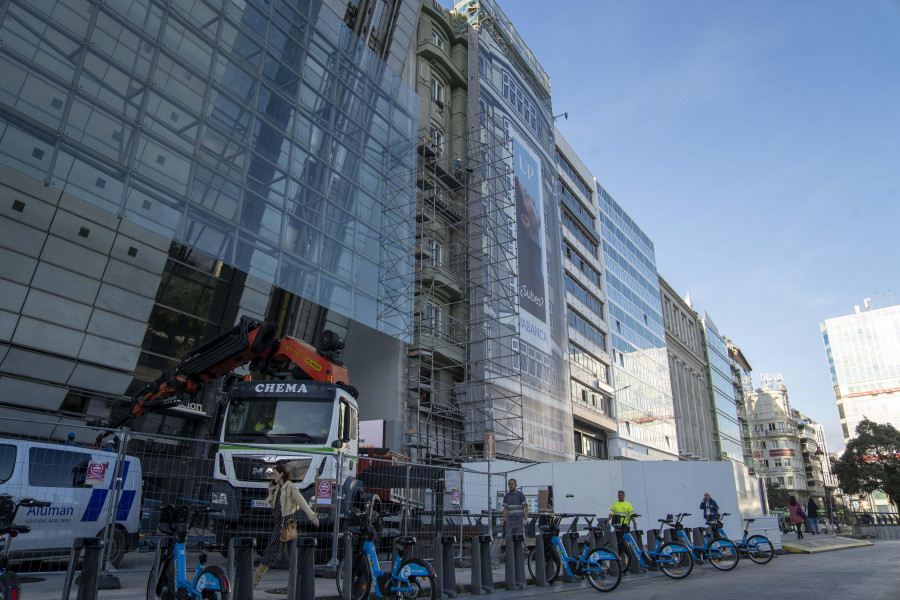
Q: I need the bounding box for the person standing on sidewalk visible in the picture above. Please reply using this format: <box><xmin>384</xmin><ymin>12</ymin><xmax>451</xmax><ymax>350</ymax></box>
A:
<box><xmin>807</xmin><ymin>498</ymin><xmax>820</xmax><ymax>534</ymax></box>
<box><xmin>789</xmin><ymin>496</ymin><xmax>807</xmax><ymax>539</ymax></box>
<box><xmin>501</xmin><ymin>478</ymin><xmax>529</xmax><ymax>535</ymax></box>
<box><xmin>255</xmin><ymin>465</ymin><xmax>320</xmax><ymax>589</ymax></box>
<box><xmin>700</xmin><ymin>492</ymin><xmax>720</xmax><ymax>521</ymax></box>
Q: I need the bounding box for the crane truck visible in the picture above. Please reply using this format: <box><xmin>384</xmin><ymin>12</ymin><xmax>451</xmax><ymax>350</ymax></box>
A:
<box><xmin>120</xmin><ymin>316</ymin><xmax>370</xmax><ymax>553</ymax></box>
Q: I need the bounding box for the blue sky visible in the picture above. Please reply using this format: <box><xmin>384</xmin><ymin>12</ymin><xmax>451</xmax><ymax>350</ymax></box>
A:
<box><xmin>481</xmin><ymin>0</ymin><xmax>900</xmax><ymax>451</ymax></box>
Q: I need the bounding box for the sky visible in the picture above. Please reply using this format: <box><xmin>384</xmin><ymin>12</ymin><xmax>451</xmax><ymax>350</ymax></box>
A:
<box><xmin>475</xmin><ymin>0</ymin><xmax>900</xmax><ymax>451</ymax></box>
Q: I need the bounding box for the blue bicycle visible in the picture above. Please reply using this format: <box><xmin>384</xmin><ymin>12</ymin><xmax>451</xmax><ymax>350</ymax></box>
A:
<box><xmin>0</xmin><ymin>495</ymin><xmax>50</xmax><ymax>599</ymax></box>
<box><xmin>336</xmin><ymin>511</ymin><xmax>436</xmax><ymax>599</ymax></box>
<box><xmin>612</xmin><ymin>514</ymin><xmax>693</xmax><ymax>579</ymax></box>
<box><xmin>147</xmin><ymin>505</ymin><xmax>230</xmax><ymax>599</ymax></box>
<box><xmin>668</xmin><ymin>513</ymin><xmax>739</xmax><ymax>571</ymax></box>
<box><xmin>709</xmin><ymin>513</ymin><xmax>774</xmax><ymax>565</ymax></box>
<box><xmin>526</xmin><ymin>514</ymin><xmax>622</xmax><ymax>592</ymax></box>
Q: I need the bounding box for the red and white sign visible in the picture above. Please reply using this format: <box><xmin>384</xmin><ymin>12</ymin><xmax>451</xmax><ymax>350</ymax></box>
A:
<box><xmin>451</xmin><ymin>489</ymin><xmax>460</xmax><ymax>504</ymax></box>
<box><xmin>316</xmin><ymin>479</ymin><xmax>334</xmax><ymax>506</ymax></box>
<box><xmin>769</xmin><ymin>449</ymin><xmax>795</xmax><ymax>457</ymax></box>
<box><xmin>86</xmin><ymin>461</ymin><xmax>108</xmax><ymax>485</ymax></box>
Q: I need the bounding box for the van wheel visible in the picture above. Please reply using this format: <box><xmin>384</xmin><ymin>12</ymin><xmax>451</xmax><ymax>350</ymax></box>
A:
<box><xmin>99</xmin><ymin>526</ymin><xmax>126</xmax><ymax>568</ymax></box>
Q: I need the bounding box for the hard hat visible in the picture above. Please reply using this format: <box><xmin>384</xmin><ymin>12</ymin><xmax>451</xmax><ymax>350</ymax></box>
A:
<box><xmin>68</xmin><ymin>432</ymin><xmax>76</xmax><ymax>438</ymax></box>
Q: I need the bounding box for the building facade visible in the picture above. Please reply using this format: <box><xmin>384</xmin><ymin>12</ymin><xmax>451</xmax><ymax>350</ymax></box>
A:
<box><xmin>793</xmin><ymin>408</ymin><xmax>838</xmax><ymax>514</ymax></box>
<box><xmin>659</xmin><ymin>277</ymin><xmax>714</xmax><ymax>461</ymax></box>
<box><xmin>0</xmin><ymin>0</ymin><xmax>423</xmax><ymax>440</ymax></box>
<box><xmin>820</xmin><ymin>302</ymin><xmax>900</xmax><ymax>443</ymax></box>
<box><xmin>597</xmin><ymin>185</ymin><xmax>677</xmax><ymax>460</ymax></box>
<box><xmin>728</xmin><ymin>342</ymin><xmax>756</xmax><ymax>474</ymax></box>
<box><xmin>557</xmin><ymin>133</ymin><xmax>615</xmax><ymax>460</ymax></box>
<box><xmin>700</xmin><ymin>314</ymin><xmax>744</xmax><ymax>464</ymax></box>
<box><xmin>748</xmin><ymin>382</ymin><xmax>808</xmax><ymax>503</ymax></box>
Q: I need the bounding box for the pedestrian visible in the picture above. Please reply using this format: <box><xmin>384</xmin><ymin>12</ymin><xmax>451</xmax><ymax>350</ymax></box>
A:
<box><xmin>807</xmin><ymin>498</ymin><xmax>820</xmax><ymax>534</ymax></box>
<box><xmin>788</xmin><ymin>496</ymin><xmax>807</xmax><ymax>539</ymax></box>
<box><xmin>609</xmin><ymin>490</ymin><xmax>637</xmax><ymax>529</ymax></box>
<box><xmin>63</xmin><ymin>432</ymin><xmax>78</xmax><ymax>447</ymax></box>
<box><xmin>501</xmin><ymin>478</ymin><xmax>529</xmax><ymax>536</ymax></box>
<box><xmin>254</xmin><ymin>465</ymin><xmax>320</xmax><ymax>589</ymax></box>
<box><xmin>700</xmin><ymin>492</ymin><xmax>720</xmax><ymax>522</ymax></box>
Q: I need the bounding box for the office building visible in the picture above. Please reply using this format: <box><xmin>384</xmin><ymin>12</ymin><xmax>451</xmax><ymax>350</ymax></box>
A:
<box><xmin>0</xmin><ymin>0</ymin><xmax>423</xmax><ymax>440</ymax></box>
<box><xmin>557</xmin><ymin>133</ymin><xmax>614</xmax><ymax>460</ymax></box>
<box><xmin>597</xmin><ymin>185</ymin><xmax>678</xmax><ymax>460</ymax></box>
<box><xmin>700</xmin><ymin>314</ymin><xmax>744</xmax><ymax>464</ymax></box>
<box><xmin>728</xmin><ymin>341</ymin><xmax>756</xmax><ymax>473</ymax></box>
<box><xmin>820</xmin><ymin>301</ymin><xmax>900</xmax><ymax>443</ymax></box>
<box><xmin>659</xmin><ymin>277</ymin><xmax>714</xmax><ymax>461</ymax></box>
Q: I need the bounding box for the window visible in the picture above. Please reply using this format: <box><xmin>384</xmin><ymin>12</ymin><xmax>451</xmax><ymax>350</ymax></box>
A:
<box><xmin>430</xmin><ymin>127</ymin><xmax>443</xmax><ymax>157</ymax></box>
<box><xmin>430</xmin><ymin>29</ymin><xmax>445</xmax><ymax>50</ymax></box>
<box><xmin>764</xmin><ymin>460</ymin><xmax>769</xmax><ymax>467</ymax></box>
<box><xmin>426</xmin><ymin>238</ymin><xmax>442</xmax><ymax>267</ymax></box>
<box><xmin>0</xmin><ymin>445</ymin><xmax>16</xmax><ymax>484</ymax></box>
<box><xmin>430</xmin><ymin>78</ymin><xmax>445</xmax><ymax>104</ymax></box>
<box><xmin>761</xmin><ymin>441</ymin><xmax>766</xmax><ymax>450</ymax></box>
<box><xmin>774</xmin><ymin>459</ymin><xmax>782</xmax><ymax>467</ymax></box>
<box><xmin>28</xmin><ymin>447</ymin><xmax>92</xmax><ymax>488</ymax></box>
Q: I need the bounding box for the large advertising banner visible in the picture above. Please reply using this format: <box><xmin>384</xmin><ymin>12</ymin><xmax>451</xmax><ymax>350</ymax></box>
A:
<box><xmin>512</xmin><ymin>137</ymin><xmax>550</xmax><ymax>353</ymax></box>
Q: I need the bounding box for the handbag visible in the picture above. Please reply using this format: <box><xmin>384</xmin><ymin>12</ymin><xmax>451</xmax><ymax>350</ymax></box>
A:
<box><xmin>279</xmin><ymin>517</ymin><xmax>298</xmax><ymax>542</ymax></box>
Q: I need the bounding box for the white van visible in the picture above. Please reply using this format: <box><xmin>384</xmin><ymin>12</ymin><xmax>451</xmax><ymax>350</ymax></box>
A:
<box><xmin>0</xmin><ymin>439</ymin><xmax>142</xmax><ymax>566</ymax></box>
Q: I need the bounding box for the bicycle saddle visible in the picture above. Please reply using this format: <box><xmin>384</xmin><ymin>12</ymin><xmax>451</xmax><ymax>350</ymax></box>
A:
<box><xmin>396</xmin><ymin>536</ymin><xmax>417</xmax><ymax>546</ymax></box>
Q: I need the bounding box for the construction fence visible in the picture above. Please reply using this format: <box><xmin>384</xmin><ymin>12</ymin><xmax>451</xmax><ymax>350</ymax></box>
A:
<box><xmin>0</xmin><ymin>416</ymin><xmax>526</xmax><ymax>572</ymax></box>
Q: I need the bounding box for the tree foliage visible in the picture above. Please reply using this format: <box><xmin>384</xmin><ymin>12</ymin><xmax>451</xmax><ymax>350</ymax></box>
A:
<box><xmin>832</xmin><ymin>419</ymin><xmax>900</xmax><ymax>510</ymax></box>
<box><xmin>766</xmin><ymin>481</ymin><xmax>790</xmax><ymax>510</ymax></box>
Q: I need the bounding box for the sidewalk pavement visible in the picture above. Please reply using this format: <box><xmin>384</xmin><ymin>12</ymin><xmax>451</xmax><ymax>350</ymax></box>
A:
<box><xmin>779</xmin><ymin>531</ymin><xmax>873</xmax><ymax>554</ymax></box>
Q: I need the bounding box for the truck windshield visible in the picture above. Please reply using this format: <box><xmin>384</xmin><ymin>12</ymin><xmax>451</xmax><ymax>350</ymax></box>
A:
<box><xmin>224</xmin><ymin>397</ymin><xmax>334</xmax><ymax>444</ymax></box>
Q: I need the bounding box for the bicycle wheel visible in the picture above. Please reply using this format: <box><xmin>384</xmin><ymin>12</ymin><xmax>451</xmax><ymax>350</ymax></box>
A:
<box><xmin>0</xmin><ymin>571</ymin><xmax>21</xmax><ymax>600</ymax></box>
<box><xmin>744</xmin><ymin>535</ymin><xmax>774</xmax><ymax>565</ymax></box>
<box><xmin>527</xmin><ymin>545</ymin><xmax>561</xmax><ymax>584</ymax></box>
<box><xmin>584</xmin><ymin>546</ymin><xmax>622</xmax><ymax>592</ymax></box>
<box><xmin>198</xmin><ymin>565</ymin><xmax>231</xmax><ymax>599</ymax></box>
<box><xmin>657</xmin><ymin>541</ymin><xmax>693</xmax><ymax>580</ymax></box>
<box><xmin>707</xmin><ymin>538</ymin><xmax>739</xmax><ymax>571</ymax></box>
<box><xmin>147</xmin><ymin>559</ymin><xmax>176</xmax><ymax>600</ymax></box>
<box><xmin>396</xmin><ymin>557</ymin><xmax>435</xmax><ymax>599</ymax></box>
<box><xmin>336</xmin><ymin>556</ymin><xmax>371</xmax><ymax>600</ymax></box>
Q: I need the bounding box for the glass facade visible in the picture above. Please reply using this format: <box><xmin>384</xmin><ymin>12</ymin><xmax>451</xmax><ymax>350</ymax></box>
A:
<box><xmin>820</xmin><ymin>305</ymin><xmax>900</xmax><ymax>442</ymax></box>
<box><xmin>0</xmin><ymin>0</ymin><xmax>417</xmax><ymax>340</ymax></box>
<box><xmin>701</xmin><ymin>316</ymin><xmax>743</xmax><ymax>463</ymax></box>
<box><xmin>596</xmin><ymin>184</ymin><xmax>677</xmax><ymax>458</ymax></box>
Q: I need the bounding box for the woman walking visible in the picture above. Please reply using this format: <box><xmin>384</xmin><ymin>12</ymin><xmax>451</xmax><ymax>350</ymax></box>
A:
<box><xmin>254</xmin><ymin>465</ymin><xmax>320</xmax><ymax>589</ymax></box>
<box><xmin>788</xmin><ymin>496</ymin><xmax>807</xmax><ymax>540</ymax></box>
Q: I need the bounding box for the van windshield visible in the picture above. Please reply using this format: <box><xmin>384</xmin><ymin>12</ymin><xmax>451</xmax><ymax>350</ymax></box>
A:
<box><xmin>0</xmin><ymin>444</ymin><xmax>15</xmax><ymax>484</ymax></box>
<box><xmin>224</xmin><ymin>398</ymin><xmax>334</xmax><ymax>444</ymax></box>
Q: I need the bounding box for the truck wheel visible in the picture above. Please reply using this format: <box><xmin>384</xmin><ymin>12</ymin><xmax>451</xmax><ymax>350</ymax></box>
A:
<box><xmin>99</xmin><ymin>526</ymin><xmax>126</xmax><ymax>567</ymax></box>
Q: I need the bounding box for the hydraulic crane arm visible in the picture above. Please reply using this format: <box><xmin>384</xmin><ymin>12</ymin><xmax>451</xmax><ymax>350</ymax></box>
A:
<box><xmin>117</xmin><ymin>316</ymin><xmax>351</xmax><ymax>426</ymax></box>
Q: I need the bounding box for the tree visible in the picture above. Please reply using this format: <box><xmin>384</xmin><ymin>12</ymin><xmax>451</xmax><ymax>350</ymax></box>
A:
<box><xmin>766</xmin><ymin>481</ymin><xmax>790</xmax><ymax>510</ymax></box>
<box><xmin>832</xmin><ymin>419</ymin><xmax>900</xmax><ymax>511</ymax></box>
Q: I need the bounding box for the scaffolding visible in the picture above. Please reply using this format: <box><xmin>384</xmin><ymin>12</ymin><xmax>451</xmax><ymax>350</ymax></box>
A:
<box><xmin>381</xmin><ymin>116</ymin><xmax>525</xmax><ymax>464</ymax></box>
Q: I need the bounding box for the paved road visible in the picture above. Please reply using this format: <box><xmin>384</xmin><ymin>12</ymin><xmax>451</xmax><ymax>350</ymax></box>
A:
<box><xmin>18</xmin><ymin>539</ymin><xmax>900</xmax><ymax>599</ymax></box>
<box><xmin>506</xmin><ymin>539</ymin><xmax>900</xmax><ymax>600</ymax></box>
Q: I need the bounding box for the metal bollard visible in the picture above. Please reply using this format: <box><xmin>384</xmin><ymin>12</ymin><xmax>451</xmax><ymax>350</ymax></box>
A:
<box><xmin>561</xmin><ymin>532</ymin><xmax>579</xmax><ymax>583</ymax></box>
<box><xmin>60</xmin><ymin>537</ymin><xmax>104</xmax><ymax>600</ymax></box>
<box><xmin>470</xmin><ymin>534</ymin><xmax>493</xmax><ymax>595</ymax></box>
<box><xmin>533</xmin><ymin>531</ymin><xmax>548</xmax><ymax>587</ymax></box>
<box><xmin>438</xmin><ymin>535</ymin><xmax>458</xmax><ymax>598</ymax></box>
<box><xmin>504</xmin><ymin>533</ymin><xmax>526</xmax><ymax>590</ymax></box>
<box><xmin>228</xmin><ymin>537</ymin><xmax>256</xmax><ymax>600</ymax></box>
<box><xmin>342</xmin><ymin>531</ymin><xmax>353</xmax><ymax>600</ymax></box>
<box><xmin>287</xmin><ymin>537</ymin><xmax>317</xmax><ymax>600</ymax></box>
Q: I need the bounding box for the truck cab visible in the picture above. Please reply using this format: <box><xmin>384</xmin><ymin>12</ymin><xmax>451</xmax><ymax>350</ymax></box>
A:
<box><xmin>209</xmin><ymin>380</ymin><xmax>359</xmax><ymax>550</ymax></box>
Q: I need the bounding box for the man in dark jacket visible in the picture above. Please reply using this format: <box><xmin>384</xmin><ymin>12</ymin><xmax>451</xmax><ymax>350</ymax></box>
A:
<box><xmin>700</xmin><ymin>492</ymin><xmax>719</xmax><ymax>521</ymax></box>
<box><xmin>807</xmin><ymin>498</ymin><xmax>820</xmax><ymax>534</ymax></box>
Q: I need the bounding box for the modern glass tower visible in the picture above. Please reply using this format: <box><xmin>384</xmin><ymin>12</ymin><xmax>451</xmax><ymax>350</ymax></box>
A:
<box><xmin>821</xmin><ymin>302</ymin><xmax>900</xmax><ymax>443</ymax></box>
<box><xmin>700</xmin><ymin>314</ymin><xmax>744</xmax><ymax>464</ymax></box>
<box><xmin>596</xmin><ymin>184</ymin><xmax>677</xmax><ymax>460</ymax></box>
<box><xmin>0</xmin><ymin>0</ymin><xmax>419</xmax><ymax>437</ymax></box>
